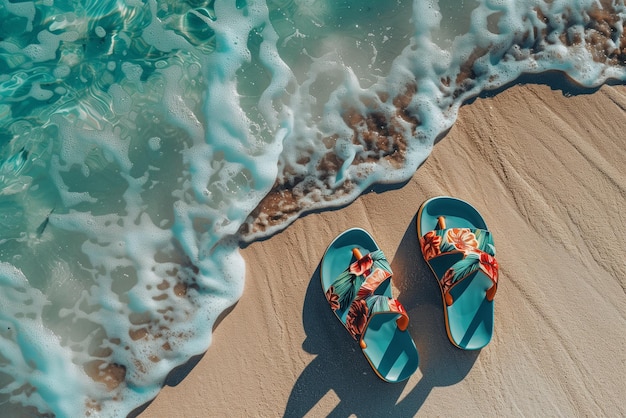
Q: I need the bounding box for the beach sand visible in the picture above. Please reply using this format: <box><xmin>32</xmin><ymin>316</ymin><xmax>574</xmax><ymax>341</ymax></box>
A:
<box><xmin>140</xmin><ymin>82</ymin><xmax>626</xmax><ymax>417</ymax></box>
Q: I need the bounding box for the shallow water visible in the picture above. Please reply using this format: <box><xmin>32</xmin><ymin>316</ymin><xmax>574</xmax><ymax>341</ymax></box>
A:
<box><xmin>0</xmin><ymin>0</ymin><xmax>624</xmax><ymax>416</ymax></box>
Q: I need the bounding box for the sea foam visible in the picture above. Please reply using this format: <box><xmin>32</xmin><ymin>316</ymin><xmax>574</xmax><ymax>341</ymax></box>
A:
<box><xmin>0</xmin><ymin>0</ymin><xmax>624</xmax><ymax>416</ymax></box>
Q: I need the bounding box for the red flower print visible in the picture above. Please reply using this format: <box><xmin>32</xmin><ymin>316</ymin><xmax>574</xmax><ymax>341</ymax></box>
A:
<box><xmin>479</xmin><ymin>252</ymin><xmax>499</xmax><ymax>282</ymax></box>
<box><xmin>446</xmin><ymin>228</ymin><xmax>478</xmax><ymax>252</ymax></box>
<box><xmin>388</xmin><ymin>298</ymin><xmax>406</xmax><ymax>315</ymax></box>
<box><xmin>420</xmin><ymin>231</ymin><xmax>442</xmax><ymax>261</ymax></box>
<box><xmin>326</xmin><ymin>286</ymin><xmax>340</xmax><ymax>311</ymax></box>
<box><xmin>349</xmin><ymin>253</ymin><xmax>373</xmax><ymax>276</ymax></box>
<box><xmin>441</xmin><ymin>268</ymin><xmax>455</xmax><ymax>293</ymax></box>
<box><xmin>346</xmin><ymin>299</ymin><xmax>369</xmax><ymax>338</ymax></box>
<box><xmin>389</xmin><ymin>299</ymin><xmax>409</xmax><ymax>330</ymax></box>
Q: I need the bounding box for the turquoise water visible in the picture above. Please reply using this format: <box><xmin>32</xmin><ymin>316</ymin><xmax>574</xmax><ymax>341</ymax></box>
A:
<box><xmin>0</xmin><ymin>0</ymin><xmax>624</xmax><ymax>416</ymax></box>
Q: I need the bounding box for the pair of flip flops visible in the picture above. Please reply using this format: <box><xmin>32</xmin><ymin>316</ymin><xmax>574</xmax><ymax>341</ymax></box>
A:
<box><xmin>320</xmin><ymin>196</ymin><xmax>499</xmax><ymax>382</ymax></box>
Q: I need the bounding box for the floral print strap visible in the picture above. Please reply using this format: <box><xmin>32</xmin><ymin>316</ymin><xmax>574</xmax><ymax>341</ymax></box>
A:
<box><xmin>343</xmin><ymin>295</ymin><xmax>408</xmax><ymax>340</ymax></box>
<box><xmin>325</xmin><ymin>250</ymin><xmax>407</xmax><ymax>339</ymax></box>
<box><xmin>420</xmin><ymin>227</ymin><xmax>499</xmax><ymax>305</ymax></box>
<box><xmin>438</xmin><ymin>249</ymin><xmax>499</xmax><ymax>305</ymax></box>
<box><xmin>420</xmin><ymin>227</ymin><xmax>496</xmax><ymax>260</ymax></box>
<box><xmin>325</xmin><ymin>249</ymin><xmax>392</xmax><ymax>315</ymax></box>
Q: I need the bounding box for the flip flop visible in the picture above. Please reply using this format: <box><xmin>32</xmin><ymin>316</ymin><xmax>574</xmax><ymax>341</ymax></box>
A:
<box><xmin>417</xmin><ymin>196</ymin><xmax>499</xmax><ymax>350</ymax></box>
<box><xmin>320</xmin><ymin>228</ymin><xmax>419</xmax><ymax>383</ymax></box>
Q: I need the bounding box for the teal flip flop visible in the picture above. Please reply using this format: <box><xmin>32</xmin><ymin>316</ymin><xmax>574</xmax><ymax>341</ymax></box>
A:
<box><xmin>417</xmin><ymin>196</ymin><xmax>499</xmax><ymax>350</ymax></box>
<box><xmin>321</xmin><ymin>228</ymin><xmax>419</xmax><ymax>383</ymax></box>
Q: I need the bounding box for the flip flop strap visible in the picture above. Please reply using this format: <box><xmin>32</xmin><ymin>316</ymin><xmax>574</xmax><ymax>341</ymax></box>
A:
<box><xmin>420</xmin><ymin>227</ymin><xmax>499</xmax><ymax>304</ymax></box>
<box><xmin>439</xmin><ymin>248</ymin><xmax>499</xmax><ymax>298</ymax></box>
<box><xmin>420</xmin><ymin>227</ymin><xmax>496</xmax><ymax>260</ymax></box>
<box><xmin>325</xmin><ymin>250</ymin><xmax>408</xmax><ymax>339</ymax></box>
<box><xmin>344</xmin><ymin>294</ymin><xmax>408</xmax><ymax>340</ymax></box>
<box><xmin>326</xmin><ymin>249</ymin><xmax>392</xmax><ymax>314</ymax></box>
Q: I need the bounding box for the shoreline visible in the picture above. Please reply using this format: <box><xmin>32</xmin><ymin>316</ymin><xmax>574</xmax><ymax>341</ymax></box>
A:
<box><xmin>141</xmin><ymin>83</ymin><xmax>626</xmax><ymax>417</ymax></box>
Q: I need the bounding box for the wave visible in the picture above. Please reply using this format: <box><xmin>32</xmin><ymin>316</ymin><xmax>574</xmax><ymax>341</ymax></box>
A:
<box><xmin>0</xmin><ymin>0</ymin><xmax>624</xmax><ymax>416</ymax></box>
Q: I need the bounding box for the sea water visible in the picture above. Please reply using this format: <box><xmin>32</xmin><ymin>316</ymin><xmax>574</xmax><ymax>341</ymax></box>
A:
<box><xmin>0</xmin><ymin>0</ymin><xmax>623</xmax><ymax>416</ymax></box>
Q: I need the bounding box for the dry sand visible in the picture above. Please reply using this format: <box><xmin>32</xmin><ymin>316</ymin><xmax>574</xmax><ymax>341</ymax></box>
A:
<box><xmin>141</xmin><ymin>82</ymin><xmax>626</xmax><ymax>417</ymax></box>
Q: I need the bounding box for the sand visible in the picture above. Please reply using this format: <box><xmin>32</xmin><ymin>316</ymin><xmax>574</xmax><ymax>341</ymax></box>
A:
<box><xmin>140</xmin><ymin>82</ymin><xmax>626</xmax><ymax>417</ymax></box>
